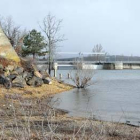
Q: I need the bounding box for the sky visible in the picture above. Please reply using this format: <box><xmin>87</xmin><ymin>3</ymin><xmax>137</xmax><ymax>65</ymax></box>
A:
<box><xmin>1</xmin><ymin>0</ymin><xmax>140</xmax><ymax>56</ymax></box>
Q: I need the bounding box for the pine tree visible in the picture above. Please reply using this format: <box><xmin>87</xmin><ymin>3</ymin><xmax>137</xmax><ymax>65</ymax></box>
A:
<box><xmin>22</xmin><ymin>29</ymin><xmax>46</xmax><ymax>59</ymax></box>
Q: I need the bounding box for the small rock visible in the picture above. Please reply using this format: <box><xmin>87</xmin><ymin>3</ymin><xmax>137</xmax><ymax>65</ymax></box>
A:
<box><xmin>43</xmin><ymin>77</ymin><xmax>52</xmax><ymax>85</ymax></box>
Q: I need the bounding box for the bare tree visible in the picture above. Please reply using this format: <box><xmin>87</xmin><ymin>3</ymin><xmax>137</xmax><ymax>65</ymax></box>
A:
<box><xmin>39</xmin><ymin>14</ymin><xmax>65</xmax><ymax>75</ymax></box>
<box><xmin>92</xmin><ymin>44</ymin><xmax>105</xmax><ymax>61</ymax></box>
<box><xmin>71</xmin><ymin>58</ymin><xmax>94</xmax><ymax>88</ymax></box>
<box><xmin>0</xmin><ymin>15</ymin><xmax>27</xmax><ymax>48</ymax></box>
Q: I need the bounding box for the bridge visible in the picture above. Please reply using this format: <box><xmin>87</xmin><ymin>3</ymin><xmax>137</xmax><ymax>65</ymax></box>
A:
<box><xmin>37</xmin><ymin>60</ymin><xmax>140</xmax><ymax>70</ymax></box>
<box><xmin>36</xmin><ymin>51</ymin><xmax>140</xmax><ymax>72</ymax></box>
<box><xmin>36</xmin><ymin>60</ymin><xmax>140</xmax><ymax>78</ymax></box>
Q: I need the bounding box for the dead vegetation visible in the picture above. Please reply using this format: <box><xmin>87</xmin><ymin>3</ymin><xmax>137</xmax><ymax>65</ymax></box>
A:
<box><xmin>0</xmin><ymin>96</ymin><xmax>140</xmax><ymax>139</ymax></box>
<box><xmin>71</xmin><ymin>60</ymin><xmax>94</xmax><ymax>88</ymax></box>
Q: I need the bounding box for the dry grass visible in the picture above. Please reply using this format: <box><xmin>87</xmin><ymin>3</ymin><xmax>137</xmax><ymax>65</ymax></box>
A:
<box><xmin>0</xmin><ymin>78</ymin><xmax>74</xmax><ymax>99</ymax></box>
<box><xmin>0</xmin><ymin>102</ymin><xmax>140</xmax><ymax>140</ymax></box>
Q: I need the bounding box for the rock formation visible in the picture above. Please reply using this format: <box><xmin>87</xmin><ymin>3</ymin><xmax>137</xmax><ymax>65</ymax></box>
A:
<box><xmin>0</xmin><ymin>26</ymin><xmax>20</xmax><ymax>63</ymax></box>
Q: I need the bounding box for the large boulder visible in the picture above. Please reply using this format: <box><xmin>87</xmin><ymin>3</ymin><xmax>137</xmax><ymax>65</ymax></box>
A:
<box><xmin>12</xmin><ymin>75</ymin><xmax>26</xmax><ymax>88</ymax></box>
<box><xmin>26</xmin><ymin>76</ymin><xmax>43</xmax><ymax>87</ymax></box>
<box><xmin>0</xmin><ymin>26</ymin><xmax>20</xmax><ymax>63</ymax></box>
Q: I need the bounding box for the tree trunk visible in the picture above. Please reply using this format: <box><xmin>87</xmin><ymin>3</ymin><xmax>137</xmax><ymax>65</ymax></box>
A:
<box><xmin>48</xmin><ymin>43</ymin><xmax>51</xmax><ymax>75</ymax></box>
<box><xmin>33</xmin><ymin>53</ymin><xmax>36</xmax><ymax>61</ymax></box>
<box><xmin>48</xmin><ymin>61</ymin><xmax>51</xmax><ymax>75</ymax></box>
<box><xmin>48</xmin><ymin>53</ymin><xmax>51</xmax><ymax>75</ymax></box>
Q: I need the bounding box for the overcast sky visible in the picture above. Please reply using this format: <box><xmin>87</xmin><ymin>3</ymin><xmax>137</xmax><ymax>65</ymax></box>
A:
<box><xmin>1</xmin><ymin>0</ymin><xmax>140</xmax><ymax>56</ymax></box>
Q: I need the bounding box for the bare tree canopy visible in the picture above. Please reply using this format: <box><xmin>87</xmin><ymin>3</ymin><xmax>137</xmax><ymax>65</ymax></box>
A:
<box><xmin>92</xmin><ymin>44</ymin><xmax>104</xmax><ymax>53</ymax></box>
<box><xmin>71</xmin><ymin>59</ymin><xmax>94</xmax><ymax>88</ymax></box>
<box><xmin>0</xmin><ymin>15</ymin><xmax>27</xmax><ymax>48</ymax></box>
<box><xmin>92</xmin><ymin>44</ymin><xmax>106</xmax><ymax>61</ymax></box>
<box><xmin>39</xmin><ymin>14</ymin><xmax>65</xmax><ymax>75</ymax></box>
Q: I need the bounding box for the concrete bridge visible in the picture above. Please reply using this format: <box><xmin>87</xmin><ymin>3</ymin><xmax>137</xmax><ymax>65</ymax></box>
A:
<box><xmin>37</xmin><ymin>60</ymin><xmax>140</xmax><ymax>70</ymax></box>
<box><xmin>36</xmin><ymin>60</ymin><xmax>140</xmax><ymax>77</ymax></box>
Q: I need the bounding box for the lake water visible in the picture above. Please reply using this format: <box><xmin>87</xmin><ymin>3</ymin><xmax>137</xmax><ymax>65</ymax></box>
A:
<box><xmin>53</xmin><ymin>70</ymin><xmax>140</xmax><ymax>126</ymax></box>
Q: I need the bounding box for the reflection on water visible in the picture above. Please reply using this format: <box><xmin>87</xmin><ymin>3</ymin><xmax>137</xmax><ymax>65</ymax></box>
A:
<box><xmin>53</xmin><ymin>70</ymin><xmax>140</xmax><ymax>126</ymax></box>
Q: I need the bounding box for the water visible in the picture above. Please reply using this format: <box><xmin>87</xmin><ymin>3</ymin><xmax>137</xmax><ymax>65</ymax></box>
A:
<box><xmin>53</xmin><ymin>70</ymin><xmax>140</xmax><ymax>126</ymax></box>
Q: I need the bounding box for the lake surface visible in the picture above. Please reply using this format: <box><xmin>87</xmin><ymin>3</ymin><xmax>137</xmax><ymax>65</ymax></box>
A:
<box><xmin>53</xmin><ymin>70</ymin><xmax>140</xmax><ymax>126</ymax></box>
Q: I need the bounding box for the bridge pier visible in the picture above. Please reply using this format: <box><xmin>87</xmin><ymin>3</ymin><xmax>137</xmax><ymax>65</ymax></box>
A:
<box><xmin>115</xmin><ymin>62</ymin><xmax>123</xmax><ymax>70</ymax></box>
<box><xmin>103</xmin><ymin>62</ymin><xmax>123</xmax><ymax>70</ymax></box>
<box><xmin>103</xmin><ymin>63</ymin><xmax>115</xmax><ymax>70</ymax></box>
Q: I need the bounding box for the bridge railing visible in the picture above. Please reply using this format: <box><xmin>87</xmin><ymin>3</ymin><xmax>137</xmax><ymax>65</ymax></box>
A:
<box><xmin>36</xmin><ymin>60</ymin><xmax>140</xmax><ymax>65</ymax></box>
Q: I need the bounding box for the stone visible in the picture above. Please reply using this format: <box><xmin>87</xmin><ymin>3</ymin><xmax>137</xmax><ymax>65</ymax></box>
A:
<box><xmin>40</xmin><ymin>71</ymin><xmax>50</xmax><ymax>79</ymax></box>
<box><xmin>4</xmin><ymin>70</ymin><xmax>10</xmax><ymax>77</ymax></box>
<box><xmin>23</xmin><ymin>71</ymin><xmax>33</xmax><ymax>81</ymax></box>
<box><xmin>5</xmin><ymin>65</ymin><xmax>15</xmax><ymax>72</ymax></box>
<box><xmin>34</xmin><ymin>71</ymin><xmax>42</xmax><ymax>78</ymax></box>
<box><xmin>0</xmin><ymin>64</ymin><xmax>3</xmax><ymax>69</ymax></box>
<box><xmin>12</xmin><ymin>83</ymin><xmax>24</xmax><ymax>88</ymax></box>
<box><xmin>0</xmin><ymin>26</ymin><xmax>20</xmax><ymax>63</ymax></box>
<box><xmin>0</xmin><ymin>75</ymin><xmax>12</xmax><ymax>89</ymax></box>
<box><xmin>10</xmin><ymin>71</ymin><xmax>18</xmax><ymax>75</ymax></box>
<box><xmin>0</xmin><ymin>64</ymin><xmax>4</xmax><ymax>74</ymax></box>
<box><xmin>8</xmin><ymin>74</ymin><xmax>17</xmax><ymax>81</ymax></box>
<box><xmin>12</xmin><ymin>75</ymin><xmax>26</xmax><ymax>88</ymax></box>
<box><xmin>34</xmin><ymin>77</ymin><xmax>43</xmax><ymax>87</ymax></box>
<box><xmin>15</xmin><ymin>67</ymin><xmax>24</xmax><ymax>75</ymax></box>
<box><xmin>43</xmin><ymin>77</ymin><xmax>52</xmax><ymax>85</ymax></box>
<box><xmin>32</xmin><ymin>64</ymin><xmax>38</xmax><ymax>71</ymax></box>
<box><xmin>26</xmin><ymin>76</ymin><xmax>43</xmax><ymax>87</ymax></box>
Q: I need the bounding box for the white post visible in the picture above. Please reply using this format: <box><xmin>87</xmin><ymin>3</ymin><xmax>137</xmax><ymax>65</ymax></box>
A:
<box><xmin>53</xmin><ymin>62</ymin><xmax>58</xmax><ymax>77</ymax></box>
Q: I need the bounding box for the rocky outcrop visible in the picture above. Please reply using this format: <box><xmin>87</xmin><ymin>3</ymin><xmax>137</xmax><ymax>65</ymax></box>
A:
<box><xmin>0</xmin><ymin>26</ymin><xmax>20</xmax><ymax>63</ymax></box>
